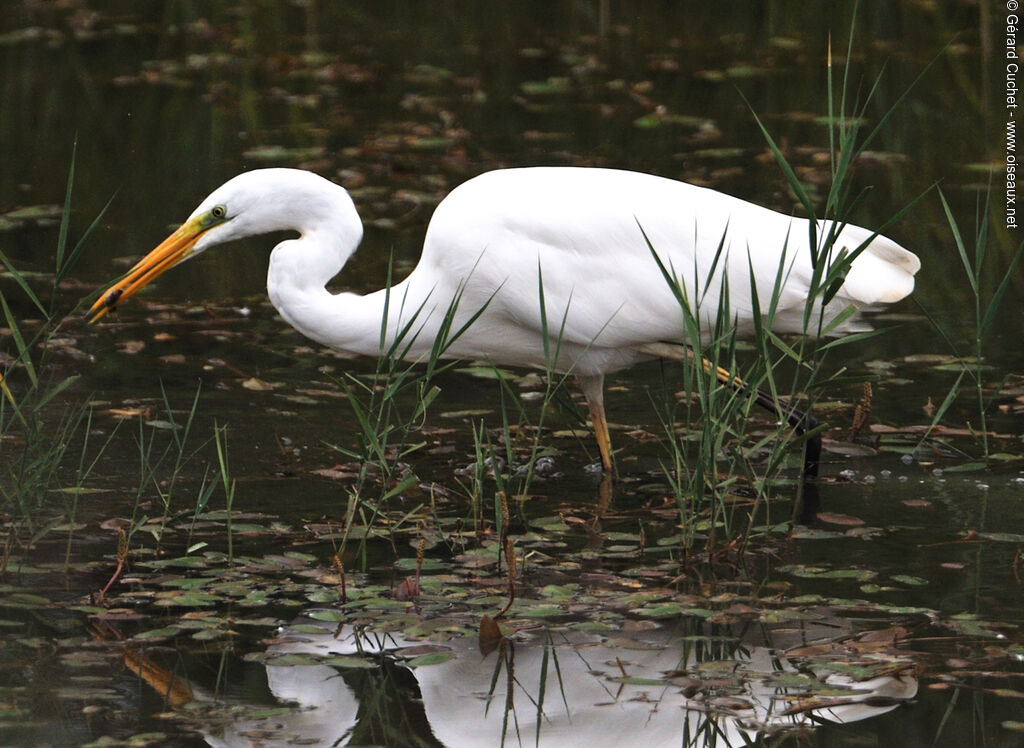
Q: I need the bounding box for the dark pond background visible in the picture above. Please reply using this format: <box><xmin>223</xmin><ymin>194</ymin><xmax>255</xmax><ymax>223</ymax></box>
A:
<box><xmin>2</xmin><ymin>1</ymin><xmax>1024</xmax><ymax>746</ymax></box>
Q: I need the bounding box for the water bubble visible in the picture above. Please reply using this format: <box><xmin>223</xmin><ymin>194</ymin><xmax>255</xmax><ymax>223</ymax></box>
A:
<box><xmin>880</xmin><ymin>469</ymin><xmax>892</xmax><ymax>479</ymax></box>
<box><xmin>932</xmin><ymin>468</ymin><xmax>943</xmax><ymax>478</ymax></box>
<box><xmin>900</xmin><ymin>454</ymin><xmax>913</xmax><ymax>465</ymax></box>
<box><xmin>864</xmin><ymin>474</ymin><xmax>876</xmax><ymax>484</ymax></box>
<box><xmin>840</xmin><ymin>469</ymin><xmax>856</xmax><ymax>480</ymax></box>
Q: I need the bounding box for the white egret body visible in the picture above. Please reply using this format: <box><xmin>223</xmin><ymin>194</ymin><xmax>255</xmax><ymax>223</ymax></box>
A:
<box><xmin>90</xmin><ymin>167</ymin><xmax>920</xmax><ymax>471</ymax></box>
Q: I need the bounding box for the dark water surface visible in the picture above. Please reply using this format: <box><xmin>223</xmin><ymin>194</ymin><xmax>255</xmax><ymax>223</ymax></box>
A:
<box><xmin>3</xmin><ymin>2</ymin><xmax>1023</xmax><ymax>746</ymax></box>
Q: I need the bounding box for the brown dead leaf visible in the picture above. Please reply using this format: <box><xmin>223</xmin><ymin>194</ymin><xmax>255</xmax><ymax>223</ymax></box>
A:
<box><xmin>855</xmin><ymin>626</ymin><xmax>908</xmax><ymax>644</ymax></box>
<box><xmin>393</xmin><ymin>577</ymin><xmax>420</xmax><ymax>601</ymax></box>
<box><xmin>478</xmin><ymin>615</ymin><xmax>504</xmax><ymax>656</ymax></box>
<box><xmin>816</xmin><ymin>512</ymin><xmax>865</xmax><ymax>526</ymax></box>
<box><xmin>241</xmin><ymin>377</ymin><xmax>278</xmax><ymax>391</ymax></box>
<box><xmin>107</xmin><ymin>407</ymin><xmax>149</xmax><ymax>419</ymax></box>
<box><xmin>117</xmin><ymin>340</ymin><xmax>146</xmax><ymax>354</ymax></box>
<box><xmin>311</xmin><ymin>466</ymin><xmax>360</xmax><ymax>480</ymax></box>
<box><xmin>869</xmin><ymin>424</ymin><xmax>1014</xmax><ymax>439</ymax></box>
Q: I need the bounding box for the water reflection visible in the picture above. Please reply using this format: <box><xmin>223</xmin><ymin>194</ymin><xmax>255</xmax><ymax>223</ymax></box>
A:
<box><xmin>183</xmin><ymin>612</ymin><xmax>916</xmax><ymax>747</ymax></box>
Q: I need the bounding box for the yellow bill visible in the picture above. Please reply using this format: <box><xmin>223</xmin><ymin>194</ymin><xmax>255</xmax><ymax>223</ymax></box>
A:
<box><xmin>88</xmin><ymin>215</ymin><xmax>211</xmax><ymax>323</ymax></box>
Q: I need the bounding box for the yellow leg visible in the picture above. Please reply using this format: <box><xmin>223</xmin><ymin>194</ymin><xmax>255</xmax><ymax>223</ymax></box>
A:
<box><xmin>635</xmin><ymin>341</ymin><xmax>820</xmax><ymax>479</ymax></box>
<box><xmin>577</xmin><ymin>374</ymin><xmax>614</xmax><ymax>472</ymax></box>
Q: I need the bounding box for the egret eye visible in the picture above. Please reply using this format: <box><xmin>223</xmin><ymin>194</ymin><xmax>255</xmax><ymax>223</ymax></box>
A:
<box><xmin>211</xmin><ymin>204</ymin><xmax>227</xmax><ymax>219</ymax></box>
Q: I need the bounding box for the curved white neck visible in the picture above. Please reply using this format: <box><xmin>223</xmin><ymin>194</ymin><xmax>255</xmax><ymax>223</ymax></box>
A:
<box><xmin>267</xmin><ymin>236</ymin><xmax>442</xmax><ymax>360</ymax></box>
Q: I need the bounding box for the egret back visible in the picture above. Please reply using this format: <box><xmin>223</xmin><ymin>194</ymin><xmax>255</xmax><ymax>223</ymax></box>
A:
<box><xmin>401</xmin><ymin>167</ymin><xmax>918</xmax><ymax>373</ymax></box>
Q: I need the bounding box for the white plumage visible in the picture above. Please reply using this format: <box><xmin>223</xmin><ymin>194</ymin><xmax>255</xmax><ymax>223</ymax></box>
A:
<box><xmin>90</xmin><ymin>166</ymin><xmax>920</xmax><ymax>471</ymax></box>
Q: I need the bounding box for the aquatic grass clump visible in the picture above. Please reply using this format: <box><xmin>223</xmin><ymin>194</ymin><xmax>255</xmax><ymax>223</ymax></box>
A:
<box><xmin>641</xmin><ymin>30</ymin><xmax>934</xmax><ymax>553</ymax></box>
<box><xmin>327</xmin><ymin>260</ymin><xmax>499</xmax><ymax>564</ymax></box>
<box><xmin>0</xmin><ymin>145</ymin><xmax>114</xmax><ymax>544</ymax></box>
<box><xmin>0</xmin><ymin>148</ymin><xmax>237</xmax><ymax>584</ymax></box>
<box><xmin>915</xmin><ymin>188</ymin><xmax>1024</xmax><ymax>465</ymax></box>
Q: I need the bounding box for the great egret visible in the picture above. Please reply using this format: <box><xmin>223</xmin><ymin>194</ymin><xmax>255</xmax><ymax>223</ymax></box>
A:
<box><xmin>89</xmin><ymin>167</ymin><xmax>920</xmax><ymax>473</ymax></box>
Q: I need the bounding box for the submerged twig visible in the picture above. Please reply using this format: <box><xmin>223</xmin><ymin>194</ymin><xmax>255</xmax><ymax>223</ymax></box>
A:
<box><xmin>97</xmin><ymin>527</ymin><xmax>129</xmax><ymax>604</ymax></box>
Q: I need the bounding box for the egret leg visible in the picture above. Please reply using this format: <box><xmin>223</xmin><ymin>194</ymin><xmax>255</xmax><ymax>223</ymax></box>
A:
<box><xmin>577</xmin><ymin>374</ymin><xmax>615</xmax><ymax>473</ymax></box>
<box><xmin>636</xmin><ymin>342</ymin><xmax>821</xmax><ymax>479</ymax></box>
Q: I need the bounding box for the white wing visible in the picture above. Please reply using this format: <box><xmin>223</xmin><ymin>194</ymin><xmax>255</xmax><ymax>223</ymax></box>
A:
<box><xmin>404</xmin><ymin>167</ymin><xmax>918</xmax><ymax>375</ymax></box>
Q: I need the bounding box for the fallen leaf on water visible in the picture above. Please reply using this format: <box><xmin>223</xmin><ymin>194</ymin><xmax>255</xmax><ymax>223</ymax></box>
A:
<box><xmin>902</xmin><ymin>499</ymin><xmax>932</xmax><ymax>508</ymax></box>
<box><xmin>478</xmin><ymin>615</ymin><xmax>503</xmax><ymax>656</ymax></box>
<box><xmin>393</xmin><ymin>577</ymin><xmax>420</xmax><ymax>601</ymax></box>
<box><xmin>242</xmin><ymin>377</ymin><xmax>279</xmax><ymax>391</ymax></box>
<box><xmin>891</xmin><ymin>575</ymin><xmax>928</xmax><ymax>587</ymax></box>
<box><xmin>407</xmin><ymin>652</ymin><xmax>456</xmax><ymax>667</ymax></box>
<box><xmin>311</xmin><ymin>466</ymin><xmax>360</xmax><ymax>480</ymax></box>
<box><xmin>108</xmin><ymin>407</ymin><xmax>149</xmax><ymax>419</ymax></box>
<box><xmin>117</xmin><ymin>340</ymin><xmax>146</xmax><ymax>354</ymax></box>
<box><xmin>870</xmin><ymin>424</ymin><xmax>1014</xmax><ymax>439</ymax></box>
<box><xmin>816</xmin><ymin>512</ymin><xmax>865</xmax><ymax>527</ymax></box>
<box><xmin>322</xmin><ymin>655</ymin><xmax>376</xmax><ymax>669</ymax></box>
<box><xmin>3</xmin><ymin>204</ymin><xmax>63</xmax><ymax>222</ymax></box>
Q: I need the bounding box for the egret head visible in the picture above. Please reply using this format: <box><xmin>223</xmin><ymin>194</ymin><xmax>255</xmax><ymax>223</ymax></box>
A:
<box><xmin>87</xmin><ymin>169</ymin><xmax>356</xmax><ymax>322</ymax></box>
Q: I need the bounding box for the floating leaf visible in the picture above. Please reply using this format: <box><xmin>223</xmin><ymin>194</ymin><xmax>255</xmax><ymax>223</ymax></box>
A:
<box><xmin>479</xmin><ymin>615</ymin><xmax>503</xmax><ymax>656</ymax></box>
<box><xmin>191</xmin><ymin>628</ymin><xmax>224</xmax><ymax>641</ymax></box>
<box><xmin>132</xmin><ymin>627</ymin><xmax>181</xmax><ymax>641</ymax></box>
<box><xmin>637</xmin><ymin>602</ymin><xmax>687</xmax><ymax>617</ymax></box>
<box><xmin>5</xmin><ymin>593</ymin><xmax>51</xmax><ymax>608</ymax></box>
<box><xmin>55</xmin><ymin>686</ymin><xmax>121</xmax><ymax>701</ymax></box>
<box><xmin>891</xmin><ymin>575</ymin><xmax>928</xmax><ymax>587</ymax></box>
<box><xmin>3</xmin><ymin>204</ymin><xmax>63</xmax><ymax>221</ymax></box>
<box><xmin>943</xmin><ymin>461</ymin><xmax>988</xmax><ymax>473</ymax></box>
<box><xmin>322</xmin><ymin>655</ymin><xmax>376</xmax><ymax>669</ymax></box>
<box><xmin>978</xmin><ymin>533</ymin><xmax>1024</xmax><ymax>543</ymax></box>
<box><xmin>241</xmin><ymin>377</ymin><xmax>279</xmax><ymax>391</ymax></box>
<box><xmin>816</xmin><ymin>512</ymin><xmax>865</xmax><ymax>526</ymax></box>
<box><xmin>520</xmin><ymin>77</ymin><xmax>571</xmax><ymax>95</ymax></box>
<box><xmin>992</xmin><ymin>689</ymin><xmax>1024</xmax><ymax>699</ymax></box>
<box><xmin>145</xmin><ymin>419</ymin><xmax>181</xmax><ymax>431</ymax></box>
<box><xmin>407</xmin><ymin>652</ymin><xmax>455</xmax><ymax>667</ymax></box>
<box><xmin>265</xmin><ymin>654</ymin><xmax>321</xmax><ymax>667</ymax></box>
<box><xmin>611</xmin><ymin>676</ymin><xmax>665</xmax><ymax>686</ymax></box>
<box><xmin>512</xmin><ymin>604</ymin><xmax>564</xmax><ymax>619</ymax></box>
<box><xmin>287</xmin><ymin>624</ymin><xmax>330</xmax><ymax>635</ymax></box>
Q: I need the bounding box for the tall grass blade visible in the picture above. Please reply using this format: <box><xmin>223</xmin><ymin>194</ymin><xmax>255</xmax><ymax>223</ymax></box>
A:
<box><xmin>55</xmin><ymin>137</ymin><xmax>77</xmax><ymax>276</ymax></box>
<box><xmin>980</xmin><ymin>239</ymin><xmax>1024</xmax><ymax>337</ymax></box>
<box><xmin>58</xmin><ymin>193</ymin><xmax>116</xmax><ymax>289</ymax></box>
<box><xmin>0</xmin><ymin>294</ymin><xmax>38</xmax><ymax>387</ymax></box>
<box><xmin>0</xmin><ymin>250</ymin><xmax>47</xmax><ymax>317</ymax></box>
<box><xmin>741</xmin><ymin>94</ymin><xmax>818</xmax><ymax>230</ymax></box>
<box><xmin>939</xmin><ymin>190</ymin><xmax>977</xmax><ymax>295</ymax></box>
